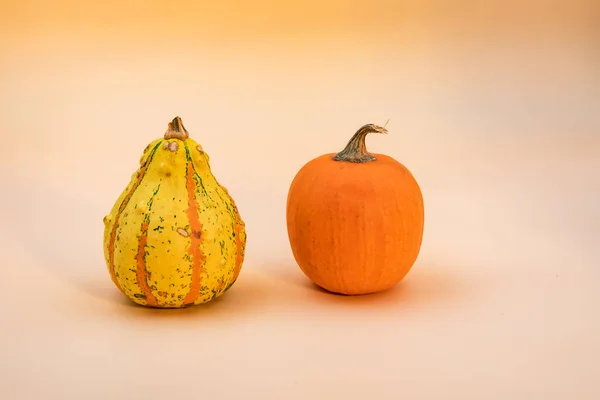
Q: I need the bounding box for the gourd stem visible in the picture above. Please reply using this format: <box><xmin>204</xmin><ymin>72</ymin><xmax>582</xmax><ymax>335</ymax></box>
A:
<box><xmin>164</xmin><ymin>116</ymin><xmax>190</xmax><ymax>140</ymax></box>
<box><xmin>332</xmin><ymin>123</ymin><xmax>388</xmax><ymax>163</ymax></box>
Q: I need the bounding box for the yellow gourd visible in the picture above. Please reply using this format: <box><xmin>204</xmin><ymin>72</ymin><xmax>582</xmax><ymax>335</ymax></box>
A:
<box><xmin>102</xmin><ymin>117</ymin><xmax>246</xmax><ymax>308</ymax></box>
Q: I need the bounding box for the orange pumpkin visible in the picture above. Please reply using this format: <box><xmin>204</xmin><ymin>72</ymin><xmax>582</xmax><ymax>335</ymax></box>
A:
<box><xmin>285</xmin><ymin>123</ymin><xmax>424</xmax><ymax>295</ymax></box>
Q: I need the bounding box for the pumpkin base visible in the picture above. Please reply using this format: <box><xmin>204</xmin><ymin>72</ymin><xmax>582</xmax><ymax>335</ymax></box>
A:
<box><xmin>311</xmin><ymin>279</ymin><xmax>403</xmax><ymax>297</ymax></box>
<box><xmin>315</xmin><ymin>284</ymin><xmax>395</xmax><ymax>296</ymax></box>
<box><xmin>295</xmin><ymin>257</ymin><xmax>415</xmax><ymax>296</ymax></box>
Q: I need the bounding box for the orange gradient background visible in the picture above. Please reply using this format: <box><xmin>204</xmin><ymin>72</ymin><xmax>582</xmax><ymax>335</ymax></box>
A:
<box><xmin>1</xmin><ymin>1</ymin><xmax>598</xmax><ymax>399</ymax></box>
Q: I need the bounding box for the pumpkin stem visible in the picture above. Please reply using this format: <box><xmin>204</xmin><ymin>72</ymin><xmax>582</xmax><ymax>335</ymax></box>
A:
<box><xmin>164</xmin><ymin>116</ymin><xmax>190</xmax><ymax>140</ymax></box>
<box><xmin>332</xmin><ymin>123</ymin><xmax>388</xmax><ymax>163</ymax></box>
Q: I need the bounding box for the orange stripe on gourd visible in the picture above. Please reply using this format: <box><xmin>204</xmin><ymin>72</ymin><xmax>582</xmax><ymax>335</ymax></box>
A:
<box><xmin>107</xmin><ymin>142</ymin><xmax>162</xmax><ymax>292</ymax></box>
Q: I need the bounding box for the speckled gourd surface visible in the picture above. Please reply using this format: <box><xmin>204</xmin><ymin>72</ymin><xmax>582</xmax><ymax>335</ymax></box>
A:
<box><xmin>103</xmin><ymin>117</ymin><xmax>246</xmax><ymax>308</ymax></box>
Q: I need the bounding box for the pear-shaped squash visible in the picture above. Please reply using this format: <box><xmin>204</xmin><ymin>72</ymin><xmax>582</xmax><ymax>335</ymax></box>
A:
<box><xmin>103</xmin><ymin>117</ymin><xmax>246</xmax><ymax>308</ymax></box>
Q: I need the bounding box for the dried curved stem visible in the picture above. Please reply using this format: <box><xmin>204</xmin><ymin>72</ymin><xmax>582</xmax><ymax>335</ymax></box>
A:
<box><xmin>332</xmin><ymin>124</ymin><xmax>388</xmax><ymax>163</ymax></box>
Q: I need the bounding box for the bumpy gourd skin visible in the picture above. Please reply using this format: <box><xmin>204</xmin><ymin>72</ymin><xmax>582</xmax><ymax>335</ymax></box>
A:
<box><xmin>103</xmin><ymin>130</ymin><xmax>246</xmax><ymax>308</ymax></box>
